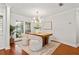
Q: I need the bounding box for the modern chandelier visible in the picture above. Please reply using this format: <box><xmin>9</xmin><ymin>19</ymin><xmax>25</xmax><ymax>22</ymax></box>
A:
<box><xmin>34</xmin><ymin>9</ymin><xmax>41</xmax><ymax>29</ymax></box>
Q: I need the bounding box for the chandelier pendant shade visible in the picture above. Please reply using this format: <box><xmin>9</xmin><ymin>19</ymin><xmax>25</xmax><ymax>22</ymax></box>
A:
<box><xmin>34</xmin><ymin>9</ymin><xmax>41</xmax><ymax>31</ymax></box>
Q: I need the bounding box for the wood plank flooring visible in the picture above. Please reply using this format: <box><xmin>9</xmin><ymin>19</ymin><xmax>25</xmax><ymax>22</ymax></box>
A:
<box><xmin>0</xmin><ymin>43</ymin><xmax>79</xmax><ymax>55</ymax></box>
<box><xmin>53</xmin><ymin>44</ymin><xmax>79</xmax><ymax>55</ymax></box>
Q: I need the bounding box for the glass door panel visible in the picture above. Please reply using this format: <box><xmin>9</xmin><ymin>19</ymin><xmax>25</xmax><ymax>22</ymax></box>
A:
<box><xmin>16</xmin><ymin>21</ymin><xmax>24</xmax><ymax>38</ymax></box>
<box><xmin>25</xmin><ymin>22</ymin><xmax>31</xmax><ymax>33</ymax></box>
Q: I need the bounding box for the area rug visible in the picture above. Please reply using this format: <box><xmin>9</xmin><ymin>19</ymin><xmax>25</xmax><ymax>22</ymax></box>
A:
<box><xmin>19</xmin><ymin>41</ymin><xmax>61</xmax><ymax>55</ymax></box>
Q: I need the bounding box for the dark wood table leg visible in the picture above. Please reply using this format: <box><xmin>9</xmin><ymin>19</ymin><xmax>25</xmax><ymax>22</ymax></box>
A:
<box><xmin>45</xmin><ymin>37</ymin><xmax>48</xmax><ymax>44</ymax></box>
<box><xmin>42</xmin><ymin>36</ymin><xmax>46</xmax><ymax>46</ymax></box>
<box><xmin>42</xmin><ymin>36</ymin><xmax>49</xmax><ymax>46</ymax></box>
<box><xmin>45</xmin><ymin>36</ymin><xmax>49</xmax><ymax>45</ymax></box>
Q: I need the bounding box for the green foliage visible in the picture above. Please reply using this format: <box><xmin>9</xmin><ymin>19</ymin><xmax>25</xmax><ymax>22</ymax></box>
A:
<box><xmin>10</xmin><ymin>25</ymin><xmax>15</xmax><ymax>35</ymax></box>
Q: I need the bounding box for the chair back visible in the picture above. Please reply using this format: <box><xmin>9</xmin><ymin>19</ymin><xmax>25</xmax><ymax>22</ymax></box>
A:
<box><xmin>29</xmin><ymin>35</ymin><xmax>42</xmax><ymax>51</ymax></box>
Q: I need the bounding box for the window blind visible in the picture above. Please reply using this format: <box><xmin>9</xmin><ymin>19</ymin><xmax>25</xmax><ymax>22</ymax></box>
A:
<box><xmin>0</xmin><ymin>16</ymin><xmax>3</xmax><ymax>40</ymax></box>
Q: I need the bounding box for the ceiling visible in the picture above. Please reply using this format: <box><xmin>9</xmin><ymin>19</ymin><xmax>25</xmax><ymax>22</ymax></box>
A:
<box><xmin>6</xmin><ymin>3</ymin><xmax>79</xmax><ymax>18</ymax></box>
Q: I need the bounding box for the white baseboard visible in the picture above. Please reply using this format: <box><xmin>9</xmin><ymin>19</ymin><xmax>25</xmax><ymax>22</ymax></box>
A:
<box><xmin>76</xmin><ymin>43</ymin><xmax>79</xmax><ymax>47</ymax></box>
<box><xmin>5</xmin><ymin>46</ymin><xmax>10</xmax><ymax>50</ymax></box>
<box><xmin>0</xmin><ymin>47</ymin><xmax>10</xmax><ymax>50</ymax></box>
<box><xmin>53</xmin><ymin>39</ymin><xmax>77</xmax><ymax>48</ymax></box>
<box><xmin>0</xmin><ymin>48</ymin><xmax>5</xmax><ymax>50</ymax></box>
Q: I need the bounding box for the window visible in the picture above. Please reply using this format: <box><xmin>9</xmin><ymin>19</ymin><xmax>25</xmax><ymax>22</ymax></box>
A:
<box><xmin>15</xmin><ymin>21</ymin><xmax>31</xmax><ymax>38</ymax></box>
<box><xmin>25</xmin><ymin>22</ymin><xmax>31</xmax><ymax>33</ymax></box>
<box><xmin>16</xmin><ymin>21</ymin><xmax>24</xmax><ymax>38</ymax></box>
<box><xmin>0</xmin><ymin>16</ymin><xmax>3</xmax><ymax>39</ymax></box>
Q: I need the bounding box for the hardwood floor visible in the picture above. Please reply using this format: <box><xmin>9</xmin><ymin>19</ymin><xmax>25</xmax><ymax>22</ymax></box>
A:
<box><xmin>0</xmin><ymin>43</ymin><xmax>79</xmax><ymax>55</ymax></box>
<box><xmin>0</xmin><ymin>43</ymin><xmax>28</xmax><ymax>55</ymax></box>
<box><xmin>53</xmin><ymin>44</ymin><xmax>79</xmax><ymax>55</ymax></box>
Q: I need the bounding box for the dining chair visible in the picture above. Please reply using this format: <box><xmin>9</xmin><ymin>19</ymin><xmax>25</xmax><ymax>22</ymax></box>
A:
<box><xmin>21</xmin><ymin>33</ymin><xmax>30</xmax><ymax>46</ymax></box>
<box><xmin>29</xmin><ymin>35</ymin><xmax>42</xmax><ymax>51</ymax></box>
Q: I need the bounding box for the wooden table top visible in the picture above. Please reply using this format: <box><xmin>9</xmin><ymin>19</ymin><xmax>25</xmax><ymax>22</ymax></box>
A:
<box><xmin>29</xmin><ymin>32</ymin><xmax>52</xmax><ymax>46</ymax></box>
<box><xmin>29</xmin><ymin>32</ymin><xmax>52</xmax><ymax>37</ymax></box>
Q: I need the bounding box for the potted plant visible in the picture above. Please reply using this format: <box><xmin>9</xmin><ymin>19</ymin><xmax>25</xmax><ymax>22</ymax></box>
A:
<box><xmin>10</xmin><ymin>25</ymin><xmax>15</xmax><ymax>44</ymax></box>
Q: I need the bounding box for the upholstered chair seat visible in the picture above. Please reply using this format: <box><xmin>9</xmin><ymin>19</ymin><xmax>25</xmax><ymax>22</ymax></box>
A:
<box><xmin>29</xmin><ymin>35</ymin><xmax>42</xmax><ymax>51</ymax></box>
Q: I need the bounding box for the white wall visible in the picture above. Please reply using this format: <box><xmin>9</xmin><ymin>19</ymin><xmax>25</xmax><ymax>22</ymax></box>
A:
<box><xmin>10</xmin><ymin>13</ymin><xmax>31</xmax><ymax>26</ymax></box>
<box><xmin>52</xmin><ymin>9</ymin><xmax>77</xmax><ymax>47</ymax></box>
<box><xmin>76</xmin><ymin>8</ymin><xmax>79</xmax><ymax>47</ymax></box>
